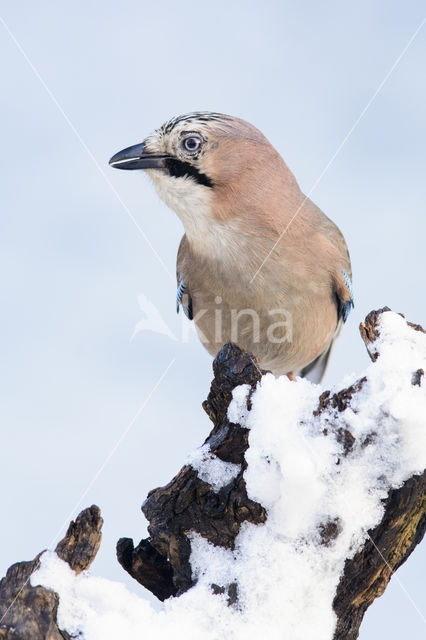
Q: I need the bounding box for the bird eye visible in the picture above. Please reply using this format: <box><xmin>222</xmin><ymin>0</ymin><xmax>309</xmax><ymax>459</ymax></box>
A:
<box><xmin>182</xmin><ymin>135</ymin><xmax>202</xmax><ymax>153</ymax></box>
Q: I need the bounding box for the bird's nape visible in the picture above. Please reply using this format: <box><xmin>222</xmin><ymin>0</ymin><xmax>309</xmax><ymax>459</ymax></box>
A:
<box><xmin>109</xmin><ymin>111</ymin><xmax>353</xmax><ymax>382</ymax></box>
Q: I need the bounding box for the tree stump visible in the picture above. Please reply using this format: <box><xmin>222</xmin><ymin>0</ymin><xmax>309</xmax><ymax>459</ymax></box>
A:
<box><xmin>0</xmin><ymin>308</ymin><xmax>424</xmax><ymax>640</ymax></box>
<box><xmin>117</xmin><ymin>308</ymin><xmax>425</xmax><ymax>639</ymax></box>
<box><xmin>0</xmin><ymin>506</ymin><xmax>102</xmax><ymax>640</ymax></box>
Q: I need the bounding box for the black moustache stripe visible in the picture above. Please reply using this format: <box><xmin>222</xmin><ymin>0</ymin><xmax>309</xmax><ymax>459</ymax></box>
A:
<box><xmin>165</xmin><ymin>158</ymin><xmax>214</xmax><ymax>188</ymax></box>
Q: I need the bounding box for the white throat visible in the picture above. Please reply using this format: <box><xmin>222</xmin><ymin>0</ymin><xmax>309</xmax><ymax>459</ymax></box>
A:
<box><xmin>147</xmin><ymin>170</ymin><xmax>244</xmax><ymax>261</ymax></box>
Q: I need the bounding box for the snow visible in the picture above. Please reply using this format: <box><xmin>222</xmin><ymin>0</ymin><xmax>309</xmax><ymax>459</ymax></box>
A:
<box><xmin>32</xmin><ymin>311</ymin><xmax>426</xmax><ymax>639</ymax></box>
<box><xmin>186</xmin><ymin>444</ymin><xmax>241</xmax><ymax>491</ymax></box>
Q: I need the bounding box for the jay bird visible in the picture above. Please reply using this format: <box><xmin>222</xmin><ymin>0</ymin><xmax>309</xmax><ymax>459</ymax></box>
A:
<box><xmin>110</xmin><ymin>112</ymin><xmax>353</xmax><ymax>382</ymax></box>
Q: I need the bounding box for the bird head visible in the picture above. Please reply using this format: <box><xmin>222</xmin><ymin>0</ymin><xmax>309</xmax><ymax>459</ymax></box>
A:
<box><xmin>109</xmin><ymin>112</ymin><xmax>299</xmax><ymax>250</ymax></box>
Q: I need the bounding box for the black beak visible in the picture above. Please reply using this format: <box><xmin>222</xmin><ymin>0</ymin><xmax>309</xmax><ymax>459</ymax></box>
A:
<box><xmin>109</xmin><ymin>142</ymin><xmax>170</xmax><ymax>170</ymax></box>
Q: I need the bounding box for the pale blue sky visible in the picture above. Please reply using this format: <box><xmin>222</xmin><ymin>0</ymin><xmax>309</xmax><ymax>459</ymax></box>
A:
<box><xmin>0</xmin><ymin>1</ymin><xmax>425</xmax><ymax>637</ymax></box>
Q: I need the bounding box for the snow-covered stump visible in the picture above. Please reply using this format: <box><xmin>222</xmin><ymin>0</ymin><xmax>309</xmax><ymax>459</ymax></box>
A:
<box><xmin>0</xmin><ymin>308</ymin><xmax>424</xmax><ymax>640</ymax></box>
<box><xmin>117</xmin><ymin>307</ymin><xmax>425</xmax><ymax>639</ymax></box>
<box><xmin>117</xmin><ymin>341</ymin><xmax>267</xmax><ymax>599</ymax></box>
<box><xmin>0</xmin><ymin>505</ymin><xmax>102</xmax><ymax>639</ymax></box>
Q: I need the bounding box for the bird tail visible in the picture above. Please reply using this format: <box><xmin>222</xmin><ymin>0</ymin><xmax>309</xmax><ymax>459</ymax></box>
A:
<box><xmin>299</xmin><ymin>339</ymin><xmax>335</xmax><ymax>384</ymax></box>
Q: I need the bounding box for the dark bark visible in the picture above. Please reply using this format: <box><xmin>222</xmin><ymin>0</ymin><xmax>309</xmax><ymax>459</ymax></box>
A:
<box><xmin>116</xmin><ymin>344</ymin><xmax>268</xmax><ymax>597</ymax></box>
<box><xmin>54</xmin><ymin>504</ymin><xmax>103</xmax><ymax>574</ymax></box>
<box><xmin>118</xmin><ymin>309</ymin><xmax>425</xmax><ymax>640</ymax></box>
<box><xmin>333</xmin><ymin>472</ymin><xmax>426</xmax><ymax>640</ymax></box>
<box><xmin>0</xmin><ymin>505</ymin><xmax>103</xmax><ymax>640</ymax></box>
<box><xmin>139</xmin><ymin>344</ymin><xmax>267</xmax><ymax>595</ymax></box>
<box><xmin>331</xmin><ymin>309</ymin><xmax>426</xmax><ymax>640</ymax></box>
<box><xmin>0</xmin><ymin>309</ymin><xmax>424</xmax><ymax>640</ymax></box>
<box><xmin>116</xmin><ymin>537</ymin><xmax>178</xmax><ymax>601</ymax></box>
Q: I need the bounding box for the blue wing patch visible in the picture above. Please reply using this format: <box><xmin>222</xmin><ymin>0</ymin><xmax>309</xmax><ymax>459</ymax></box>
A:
<box><xmin>176</xmin><ymin>274</ymin><xmax>193</xmax><ymax>320</ymax></box>
<box><xmin>176</xmin><ymin>276</ymin><xmax>186</xmax><ymax>313</ymax></box>
<box><xmin>340</xmin><ymin>269</ymin><xmax>354</xmax><ymax>322</ymax></box>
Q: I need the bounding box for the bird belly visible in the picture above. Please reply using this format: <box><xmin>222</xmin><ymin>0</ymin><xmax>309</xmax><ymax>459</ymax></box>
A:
<box><xmin>191</xmin><ymin>290</ymin><xmax>337</xmax><ymax>376</ymax></box>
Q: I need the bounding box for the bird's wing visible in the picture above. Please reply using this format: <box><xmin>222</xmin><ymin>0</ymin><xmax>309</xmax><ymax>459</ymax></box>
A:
<box><xmin>301</xmin><ymin>218</ymin><xmax>354</xmax><ymax>383</ymax></box>
<box><xmin>320</xmin><ymin>215</ymin><xmax>352</xmax><ymax>279</ymax></box>
<box><xmin>176</xmin><ymin>235</ymin><xmax>193</xmax><ymax>320</ymax></box>
<box><xmin>319</xmin><ymin>213</ymin><xmax>354</xmax><ymax>323</ymax></box>
<box><xmin>334</xmin><ymin>268</ymin><xmax>354</xmax><ymax>324</ymax></box>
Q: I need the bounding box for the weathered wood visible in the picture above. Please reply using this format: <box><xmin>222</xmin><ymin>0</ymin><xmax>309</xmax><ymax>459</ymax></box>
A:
<box><xmin>140</xmin><ymin>344</ymin><xmax>267</xmax><ymax>595</ymax></box>
<box><xmin>116</xmin><ymin>537</ymin><xmax>177</xmax><ymax>601</ymax></box>
<box><xmin>359</xmin><ymin>306</ymin><xmax>391</xmax><ymax>360</ymax></box>
<box><xmin>0</xmin><ymin>505</ymin><xmax>103</xmax><ymax>640</ymax></box>
<box><xmin>333</xmin><ymin>472</ymin><xmax>426</xmax><ymax>640</ymax></box>
<box><xmin>117</xmin><ymin>344</ymin><xmax>268</xmax><ymax>597</ymax></box>
<box><xmin>0</xmin><ymin>309</ymin><xmax>424</xmax><ymax>639</ymax></box>
<box><xmin>119</xmin><ymin>309</ymin><xmax>425</xmax><ymax>640</ymax></box>
<box><xmin>0</xmin><ymin>553</ymin><xmax>64</xmax><ymax>640</ymax></box>
<box><xmin>55</xmin><ymin>504</ymin><xmax>103</xmax><ymax>574</ymax></box>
